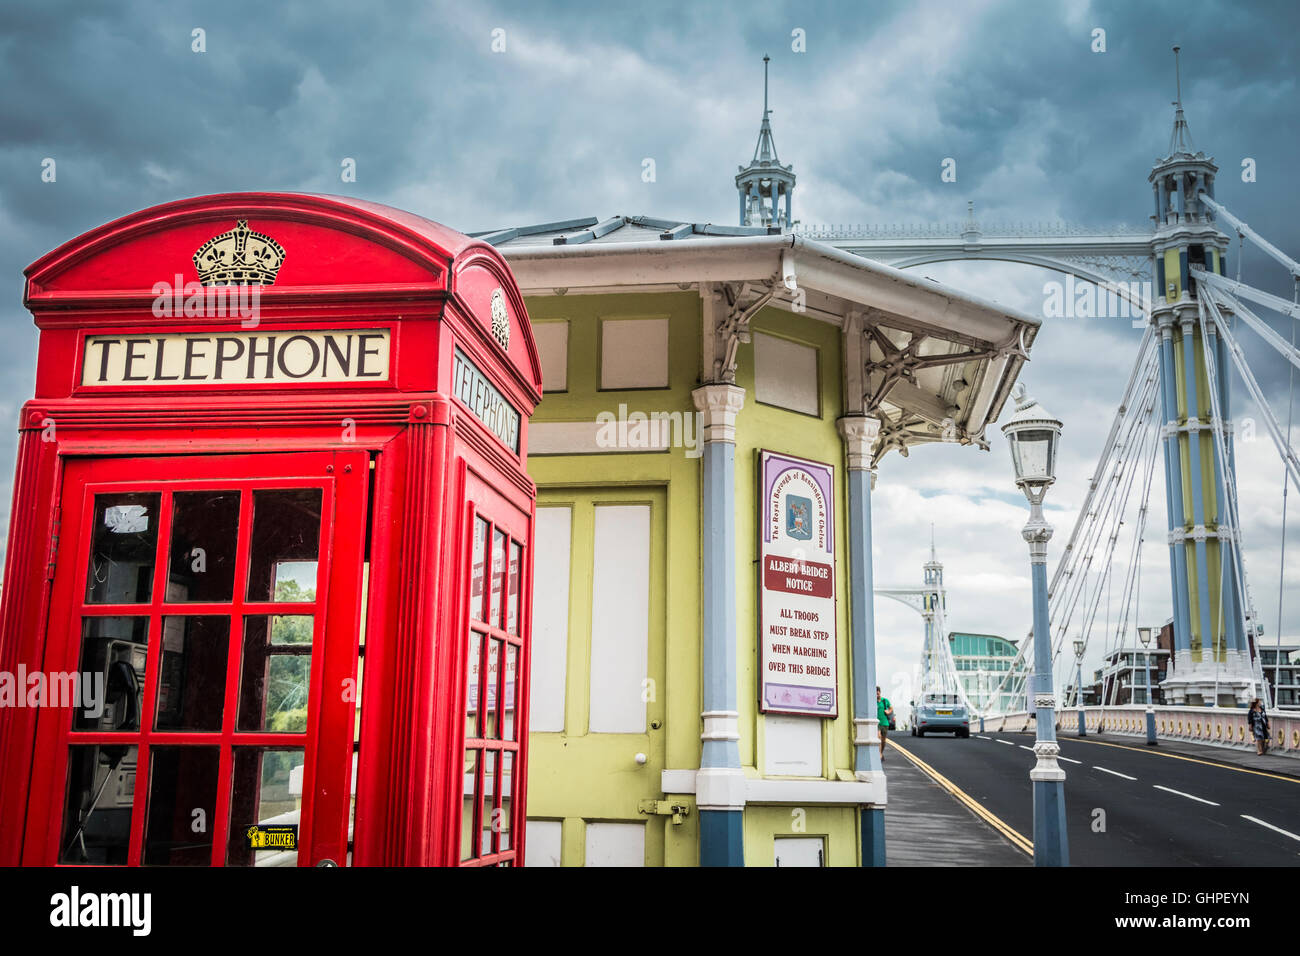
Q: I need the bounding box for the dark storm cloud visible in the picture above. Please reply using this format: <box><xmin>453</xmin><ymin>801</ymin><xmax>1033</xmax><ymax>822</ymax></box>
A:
<box><xmin>0</xmin><ymin>0</ymin><xmax>1298</xmax><ymax>548</ymax></box>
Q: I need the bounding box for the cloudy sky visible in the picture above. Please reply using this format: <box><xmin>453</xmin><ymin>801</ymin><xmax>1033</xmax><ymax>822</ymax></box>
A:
<box><xmin>2</xmin><ymin>0</ymin><xmax>1298</xmax><ymax>708</ymax></box>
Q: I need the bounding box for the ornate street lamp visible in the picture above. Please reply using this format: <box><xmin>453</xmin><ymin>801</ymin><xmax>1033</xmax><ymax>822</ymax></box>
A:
<box><xmin>1137</xmin><ymin>625</ymin><xmax>1158</xmax><ymax>745</ymax></box>
<box><xmin>1073</xmin><ymin>638</ymin><xmax>1087</xmax><ymax>737</ymax></box>
<box><xmin>1002</xmin><ymin>384</ymin><xmax>1068</xmax><ymax>867</ymax></box>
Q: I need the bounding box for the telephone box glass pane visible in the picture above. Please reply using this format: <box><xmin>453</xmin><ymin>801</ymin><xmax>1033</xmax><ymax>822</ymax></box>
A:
<box><xmin>499</xmin><ymin>750</ymin><xmax>514</xmax><ymax>851</ymax></box>
<box><xmin>143</xmin><ymin>746</ymin><xmax>219</xmax><ymax>865</ymax></box>
<box><xmin>59</xmin><ymin>744</ymin><xmax>138</xmax><ymax>864</ymax></box>
<box><xmin>482</xmin><ymin>749</ymin><xmax>498</xmax><ymax>855</ymax></box>
<box><xmin>490</xmin><ymin>530</ymin><xmax>506</xmax><ymax>628</ymax></box>
<box><xmin>461</xmin><ymin>749</ymin><xmax>479</xmax><ymax>862</ymax></box>
<box><xmin>246</xmin><ymin>489</ymin><xmax>322</xmax><ymax>603</ymax></box>
<box><xmin>471</xmin><ymin>517</ymin><xmax>488</xmax><ymax>622</ymax></box>
<box><xmin>238</xmin><ymin>615</ymin><xmax>313</xmax><ymax>732</ymax></box>
<box><xmin>74</xmin><ymin>616</ymin><xmax>148</xmax><ymax>731</ymax></box>
<box><xmin>155</xmin><ymin>616</ymin><xmax>230</xmax><ymax>732</ymax></box>
<box><xmin>484</xmin><ymin>638</ymin><xmax>500</xmax><ymax>739</ymax></box>
<box><xmin>503</xmin><ymin>643</ymin><xmax>519</xmax><ymax>742</ymax></box>
<box><xmin>507</xmin><ymin>540</ymin><xmax>521</xmax><ymax>635</ymax></box>
<box><xmin>465</xmin><ymin>629</ymin><xmax>482</xmax><ymax>739</ymax></box>
<box><xmin>166</xmin><ymin>491</ymin><xmax>240</xmax><ymax>602</ymax></box>
<box><xmin>86</xmin><ymin>493</ymin><xmax>160</xmax><ymax>604</ymax></box>
<box><xmin>227</xmin><ymin>748</ymin><xmax>304</xmax><ymax>867</ymax></box>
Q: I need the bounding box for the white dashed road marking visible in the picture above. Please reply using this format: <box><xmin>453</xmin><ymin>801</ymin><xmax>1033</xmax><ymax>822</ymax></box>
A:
<box><xmin>976</xmin><ymin>735</ymin><xmax>992</xmax><ymax>740</ymax></box>
<box><xmin>1241</xmin><ymin>815</ymin><xmax>1300</xmax><ymax>843</ymax></box>
<box><xmin>1093</xmin><ymin>766</ymin><xmax>1137</xmax><ymax>780</ymax></box>
<box><xmin>1017</xmin><ymin>744</ymin><xmax>1081</xmax><ymax>764</ymax></box>
<box><xmin>1153</xmin><ymin>784</ymin><xmax>1219</xmax><ymax>806</ymax></box>
<box><xmin>996</xmin><ymin>739</ymin><xmax>1016</xmax><ymax>747</ymax></box>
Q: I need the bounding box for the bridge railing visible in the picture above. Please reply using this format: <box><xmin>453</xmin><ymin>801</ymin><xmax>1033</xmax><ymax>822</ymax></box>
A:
<box><xmin>978</xmin><ymin>712</ymin><xmax>1033</xmax><ymax>733</ymax></box>
<box><xmin>1058</xmin><ymin>705</ymin><xmax>1300</xmax><ymax>755</ymax></box>
<box><xmin>976</xmin><ymin>705</ymin><xmax>1300</xmax><ymax>755</ymax></box>
<box><xmin>794</xmin><ymin>221</ymin><xmax>1155</xmax><ymax>241</ymax></box>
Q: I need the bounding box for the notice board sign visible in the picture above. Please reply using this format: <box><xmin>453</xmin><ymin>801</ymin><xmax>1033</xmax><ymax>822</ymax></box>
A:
<box><xmin>759</xmin><ymin>449</ymin><xmax>837</xmax><ymax>716</ymax></box>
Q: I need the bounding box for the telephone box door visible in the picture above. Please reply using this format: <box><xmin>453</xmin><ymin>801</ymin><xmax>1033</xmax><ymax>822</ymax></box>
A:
<box><xmin>457</xmin><ymin>468</ymin><xmax>531</xmax><ymax>866</ymax></box>
<box><xmin>25</xmin><ymin>449</ymin><xmax>368</xmax><ymax>866</ymax></box>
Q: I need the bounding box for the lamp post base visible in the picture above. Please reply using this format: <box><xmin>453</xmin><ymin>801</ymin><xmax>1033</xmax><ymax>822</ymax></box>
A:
<box><xmin>860</xmin><ymin>807</ymin><xmax>886</xmax><ymax>867</ymax></box>
<box><xmin>1145</xmin><ymin>707</ymin><xmax>1158</xmax><ymax>746</ymax></box>
<box><xmin>699</xmin><ymin>809</ymin><xmax>744</xmax><ymax>867</ymax></box>
<box><xmin>1032</xmin><ymin>778</ymin><xmax>1069</xmax><ymax>867</ymax></box>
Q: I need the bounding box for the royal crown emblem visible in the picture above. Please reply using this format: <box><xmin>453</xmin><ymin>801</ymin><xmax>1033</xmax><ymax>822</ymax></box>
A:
<box><xmin>490</xmin><ymin>288</ymin><xmax>510</xmax><ymax>349</ymax></box>
<box><xmin>193</xmin><ymin>219</ymin><xmax>286</xmax><ymax>286</ymax></box>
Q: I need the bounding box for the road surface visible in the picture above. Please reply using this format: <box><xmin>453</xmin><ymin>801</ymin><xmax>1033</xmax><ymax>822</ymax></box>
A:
<box><xmin>894</xmin><ymin>730</ymin><xmax>1300</xmax><ymax>865</ymax></box>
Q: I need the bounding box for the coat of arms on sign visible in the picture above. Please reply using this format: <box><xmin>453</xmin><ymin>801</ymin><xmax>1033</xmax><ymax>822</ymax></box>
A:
<box><xmin>490</xmin><ymin>288</ymin><xmax>510</xmax><ymax>350</ymax></box>
<box><xmin>786</xmin><ymin>495</ymin><xmax>812</xmax><ymax>540</ymax></box>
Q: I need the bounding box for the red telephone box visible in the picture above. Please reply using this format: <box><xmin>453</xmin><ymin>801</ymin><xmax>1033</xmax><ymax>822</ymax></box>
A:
<box><xmin>0</xmin><ymin>193</ymin><xmax>542</xmax><ymax>867</ymax></box>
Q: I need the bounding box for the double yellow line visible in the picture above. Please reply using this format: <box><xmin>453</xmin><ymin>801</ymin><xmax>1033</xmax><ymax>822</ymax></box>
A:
<box><xmin>888</xmin><ymin>739</ymin><xmax>1034</xmax><ymax>857</ymax></box>
<box><xmin>1062</xmin><ymin>735</ymin><xmax>1300</xmax><ymax>784</ymax></box>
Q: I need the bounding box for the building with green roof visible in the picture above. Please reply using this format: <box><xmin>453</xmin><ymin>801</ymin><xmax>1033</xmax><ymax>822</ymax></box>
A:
<box><xmin>948</xmin><ymin>632</ymin><xmax>1026</xmax><ymax>714</ymax></box>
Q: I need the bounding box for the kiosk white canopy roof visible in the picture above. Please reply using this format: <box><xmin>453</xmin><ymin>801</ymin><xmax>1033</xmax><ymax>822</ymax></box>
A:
<box><xmin>472</xmin><ymin>214</ymin><xmax>1041</xmax><ymax>461</ymax></box>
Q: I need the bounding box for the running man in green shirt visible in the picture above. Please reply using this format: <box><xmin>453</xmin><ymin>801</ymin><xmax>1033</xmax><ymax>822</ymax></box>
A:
<box><xmin>877</xmin><ymin>686</ymin><xmax>894</xmax><ymax>759</ymax></box>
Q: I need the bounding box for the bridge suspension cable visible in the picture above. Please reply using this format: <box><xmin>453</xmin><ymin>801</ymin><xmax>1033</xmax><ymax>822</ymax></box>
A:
<box><xmin>981</xmin><ymin>333</ymin><xmax>1162</xmax><ymax>713</ymax></box>
<box><xmin>1196</xmin><ymin>193</ymin><xmax>1300</xmax><ymax>709</ymax></box>
<box><xmin>1050</xmin><ymin>364</ymin><xmax>1162</xmax><ymax>702</ymax></box>
<box><xmin>989</xmin><ymin>194</ymin><xmax>1300</xmax><ymax>717</ymax></box>
<box><xmin>901</xmin><ymin>193</ymin><xmax>1300</xmax><ymax>718</ymax></box>
<box><xmin>1196</xmin><ymin>292</ymin><xmax>1267</xmax><ymax>700</ymax></box>
<box><xmin>1198</xmin><ymin>191</ymin><xmax>1300</xmax><ymax>279</ymax></box>
<box><xmin>1201</xmin><ymin>285</ymin><xmax>1300</xmax><ymax>495</ymax></box>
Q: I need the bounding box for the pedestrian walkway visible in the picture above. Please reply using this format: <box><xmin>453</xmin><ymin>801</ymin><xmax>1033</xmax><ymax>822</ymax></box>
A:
<box><xmin>1055</xmin><ymin>728</ymin><xmax>1300</xmax><ymax>779</ymax></box>
<box><xmin>884</xmin><ymin>740</ymin><xmax>1030</xmax><ymax>866</ymax></box>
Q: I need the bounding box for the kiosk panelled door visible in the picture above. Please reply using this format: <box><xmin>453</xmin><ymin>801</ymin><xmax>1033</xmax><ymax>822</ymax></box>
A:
<box><xmin>460</xmin><ymin>474</ymin><xmax>528</xmax><ymax>866</ymax></box>
<box><xmin>29</xmin><ymin>450</ymin><xmax>368</xmax><ymax>866</ymax></box>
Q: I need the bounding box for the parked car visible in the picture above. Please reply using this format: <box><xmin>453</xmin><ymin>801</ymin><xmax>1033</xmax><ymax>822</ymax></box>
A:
<box><xmin>911</xmin><ymin>694</ymin><xmax>970</xmax><ymax>737</ymax></box>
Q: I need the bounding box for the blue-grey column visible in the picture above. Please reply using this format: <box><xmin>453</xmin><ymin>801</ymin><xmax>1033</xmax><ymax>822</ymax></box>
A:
<box><xmin>1076</xmin><ymin>657</ymin><xmax>1087</xmax><ymax>735</ymax></box>
<box><xmin>1159</xmin><ymin>329</ymin><xmax>1190</xmax><ymax>681</ymax></box>
<box><xmin>1181</xmin><ymin>318</ymin><xmax>1216</xmax><ymax>671</ymax></box>
<box><xmin>1211</xmin><ymin>325</ymin><xmax>1248</xmax><ymax>663</ymax></box>
<box><xmin>1158</xmin><ymin>318</ymin><xmax>1194</xmax><ymax>672</ymax></box>
<box><xmin>838</xmin><ymin>416</ymin><xmax>886</xmax><ymax>867</ymax></box>
<box><xmin>1025</xmin><ymin>505</ymin><xmax>1069</xmax><ymax>867</ymax></box>
<box><xmin>692</xmin><ymin>384</ymin><xmax>746</xmax><ymax>866</ymax></box>
<box><xmin>1206</xmin><ymin>324</ymin><xmax>1241</xmax><ymax>661</ymax></box>
<box><xmin>738</xmin><ymin>190</ymin><xmax>747</xmax><ymax>226</ymax></box>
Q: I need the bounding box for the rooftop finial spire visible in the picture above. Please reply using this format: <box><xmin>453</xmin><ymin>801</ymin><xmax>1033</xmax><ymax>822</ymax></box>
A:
<box><xmin>930</xmin><ymin>523</ymin><xmax>936</xmax><ymax>561</ymax></box>
<box><xmin>1167</xmin><ymin>44</ymin><xmax>1195</xmax><ymax>155</ymax></box>
<box><xmin>752</xmin><ymin>54</ymin><xmax>779</xmax><ymax>164</ymax></box>
<box><xmin>763</xmin><ymin>53</ymin><xmax>770</xmax><ymax>116</ymax></box>
<box><xmin>736</xmin><ymin>54</ymin><xmax>795</xmax><ymax>228</ymax></box>
<box><xmin>1173</xmin><ymin>44</ymin><xmax>1182</xmax><ymax>109</ymax></box>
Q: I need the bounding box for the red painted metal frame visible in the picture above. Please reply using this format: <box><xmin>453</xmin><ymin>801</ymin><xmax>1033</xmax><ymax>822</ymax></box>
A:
<box><xmin>455</xmin><ymin>485</ymin><xmax>530</xmax><ymax>867</ymax></box>
<box><xmin>27</xmin><ymin>451</ymin><xmax>366</xmax><ymax>866</ymax></box>
<box><xmin>0</xmin><ymin>193</ymin><xmax>542</xmax><ymax>867</ymax></box>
